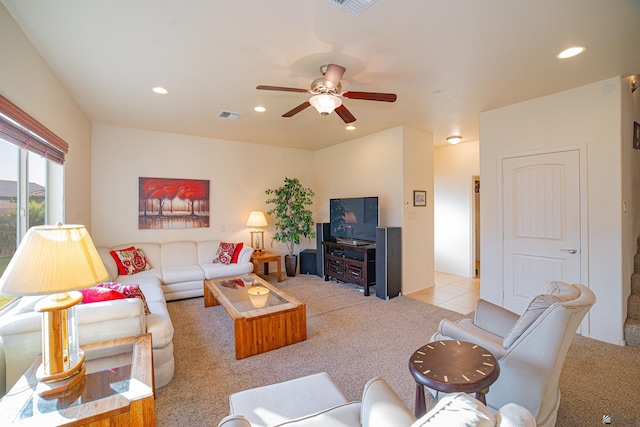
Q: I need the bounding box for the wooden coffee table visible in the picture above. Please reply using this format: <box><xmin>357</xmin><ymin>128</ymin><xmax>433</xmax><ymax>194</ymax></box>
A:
<box><xmin>408</xmin><ymin>340</ymin><xmax>499</xmax><ymax>417</ymax></box>
<box><xmin>204</xmin><ymin>274</ymin><xmax>306</xmax><ymax>359</ymax></box>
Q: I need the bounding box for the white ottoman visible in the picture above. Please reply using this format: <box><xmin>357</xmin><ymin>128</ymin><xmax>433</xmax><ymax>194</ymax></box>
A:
<box><xmin>228</xmin><ymin>373</ymin><xmax>351</xmax><ymax>427</ymax></box>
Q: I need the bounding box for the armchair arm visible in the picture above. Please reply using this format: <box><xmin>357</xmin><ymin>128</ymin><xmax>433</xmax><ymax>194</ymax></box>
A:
<box><xmin>437</xmin><ymin>319</ymin><xmax>507</xmax><ymax>359</ymax></box>
<box><xmin>218</xmin><ymin>415</ymin><xmax>252</xmax><ymax>427</ymax></box>
<box><xmin>473</xmin><ymin>299</ymin><xmax>519</xmax><ymax>337</ymax></box>
<box><xmin>361</xmin><ymin>377</ymin><xmax>415</xmax><ymax>427</ymax></box>
<box><xmin>495</xmin><ymin>403</ymin><xmax>536</xmax><ymax>427</ymax></box>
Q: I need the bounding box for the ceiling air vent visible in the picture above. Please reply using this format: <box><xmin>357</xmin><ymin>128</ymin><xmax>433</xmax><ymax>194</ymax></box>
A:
<box><xmin>218</xmin><ymin>110</ymin><xmax>241</xmax><ymax>120</ymax></box>
<box><xmin>326</xmin><ymin>0</ymin><xmax>377</xmax><ymax>16</ymax></box>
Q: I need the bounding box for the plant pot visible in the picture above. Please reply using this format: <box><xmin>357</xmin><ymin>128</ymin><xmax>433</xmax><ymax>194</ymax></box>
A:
<box><xmin>285</xmin><ymin>254</ymin><xmax>298</xmax><ymax>277</ymax></box>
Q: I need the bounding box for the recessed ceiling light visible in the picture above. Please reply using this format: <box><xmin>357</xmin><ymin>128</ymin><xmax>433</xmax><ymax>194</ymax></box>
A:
<box><xmin>254</xmin><ymin>106</ymin><xmax>266</xmax><ymax>112</ymax></box>
<box><xmin>447</xmin><ymin>136</ymin><xmax>462</xmax><ymax>145</ymax></box>
<box><xmin>557</xmin><ymin>46</ymin><xmax>586</xmax><ymax>59</ymax></box>
<box><xmin>345</xmin><ymin>125</ymin><xmax>356</xmax><ymax>131</ymax></box>
<box><xmin>152</xmin><ymin>87</ymin><xmax>168</xmax><ymax>95</ymax></box>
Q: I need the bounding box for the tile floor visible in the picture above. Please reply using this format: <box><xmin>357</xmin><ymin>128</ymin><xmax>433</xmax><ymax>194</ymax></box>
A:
<box><xmin>407</xmin><ymin>271</ymin><xmax>480</xmax><ymax>314</ymax></box>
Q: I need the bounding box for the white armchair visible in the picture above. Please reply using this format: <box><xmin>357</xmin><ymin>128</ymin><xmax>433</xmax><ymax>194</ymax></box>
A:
<box><xmin>430</xmin><ymin>281</ymin><xmax>596</xmax><ymax>427</ymax></box>
<box><xmin>218</xmin><ymin>372</ymin><xmax>536</xmax><ymax>427</ymax></box>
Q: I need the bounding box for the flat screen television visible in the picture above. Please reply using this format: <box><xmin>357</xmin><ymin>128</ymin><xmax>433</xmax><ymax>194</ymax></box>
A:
<box><xmin>329</xmin><ymin>197</ymin><xmax>379</xmax><ymax>244</ymax></box>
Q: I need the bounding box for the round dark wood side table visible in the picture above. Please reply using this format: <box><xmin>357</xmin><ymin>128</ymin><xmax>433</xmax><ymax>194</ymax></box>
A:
<box><xmin>408</xmin><ymin>340</ymin><xmax>500</xmax><ymax>417</ymax></box>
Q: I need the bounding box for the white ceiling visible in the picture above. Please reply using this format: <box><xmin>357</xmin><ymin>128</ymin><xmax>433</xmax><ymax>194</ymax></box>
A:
<box><xmin>2</xmin><ymin>0</ymin><xmax>639</xmax><ymax>150</ymax></box>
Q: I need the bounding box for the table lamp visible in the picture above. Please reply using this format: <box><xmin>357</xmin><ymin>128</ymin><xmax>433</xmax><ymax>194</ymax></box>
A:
<box><xmin>246</xmin><ymin>210</ymin><xmax>268</xmax><ymax>252</ymax></box>
<box><xmin>0</xmin><ymin>223</ymin><xmax>108</xmax><ymax>396</ymax></box>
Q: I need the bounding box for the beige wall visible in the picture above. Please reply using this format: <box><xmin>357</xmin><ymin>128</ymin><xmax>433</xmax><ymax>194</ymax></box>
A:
<box><xmin>0</xmin><ymin>4</ymin><xmax>93</xmax><ymax>229</ymax></box>
<box><xmin>480</xmin><ymin>77</ymin><xmax>630</xmax><ymax>345</ymax></box>
<box><xmin>314</xmin><ymin>126</ymin><xmax>434</xmax><ymax>295</ymax></box>
<box><xmin>91</xmin><ymin>125</ymin><xmax>315</xmax><ymax>254</ymax></box>
<box><xmin>621</xmin><ymin>76</ymin><xmax>640</xmax><ymax>326</ymax></box>
<box><xmin>434</xmin><ymin>141</ymin><xmax>480</xmax><ymax>277</ymax></box>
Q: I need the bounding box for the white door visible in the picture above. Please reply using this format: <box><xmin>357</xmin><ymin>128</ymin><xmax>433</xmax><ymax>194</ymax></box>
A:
<box><xmin>502</xmin><ymin>150</ymin><xmax>582</xmax><ymax>313</ymax></box>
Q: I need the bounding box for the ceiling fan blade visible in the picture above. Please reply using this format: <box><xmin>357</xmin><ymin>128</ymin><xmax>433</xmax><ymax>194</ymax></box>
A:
<box><xmin>256</xmin><ymin>85</ymin><xmax>309</xmax><ymax>93</ymax></box>
<box><xmin>282</xmin><ymin>101</ymin><xmax>311</xmax><ymax>117</ymax></box>
<box><xmin>323</xmin><ymin>64</ymin><xmax>346</xmax><ymax>90</ymax></box>
<box><xmin>342</xmin><ymin>91</ymin><xmax>397</xmax><ymax>102</ymax></box>
<box><xmin>334</xmin><ymin>104</ymin><xmax>356</xmax><ymax>123</ymax></box>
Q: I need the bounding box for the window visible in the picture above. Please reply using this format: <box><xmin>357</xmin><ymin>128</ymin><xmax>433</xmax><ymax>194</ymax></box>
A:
<box><xmin>0</xmin><ymin>95</ymin><xmax>67</xmax><ymax>310</ymax></box>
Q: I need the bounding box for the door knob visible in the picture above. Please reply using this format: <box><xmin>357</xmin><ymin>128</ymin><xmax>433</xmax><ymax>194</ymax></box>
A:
<box><xmin>560</xmin><ymin>248</ymin><xmax>577</xmax><ymax>254</ymax></box>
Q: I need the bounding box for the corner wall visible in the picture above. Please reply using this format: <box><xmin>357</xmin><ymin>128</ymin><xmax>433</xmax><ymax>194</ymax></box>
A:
<box><xmin>314</xmin><ymin>126</ymin><xmax>434</xmax><ymax>295</ymax></box>
<box><xmin>0</xmin><ymin>4</ymin><xmax>93</xmax><ymax>229</ymax></box>
<box><xmin>480</xmin><ymin>77</ymin><xmax>625</xmax><ymax>344</ymax></box>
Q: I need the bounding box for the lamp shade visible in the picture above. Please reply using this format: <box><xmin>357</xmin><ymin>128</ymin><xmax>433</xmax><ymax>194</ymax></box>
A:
<box><xmin>309</xmin><ymin>94</ymin><xmax>342</xmax><ymax>116</ymax></box>
<box><xmin>246</xmin><ymin>211</ymin><xmax>268</xmax><ymax>228</ymax></box>
<box><xmin>0</xmin><ymin>223</ymin><xmax>108</xmax><ymax>296</ymax></box>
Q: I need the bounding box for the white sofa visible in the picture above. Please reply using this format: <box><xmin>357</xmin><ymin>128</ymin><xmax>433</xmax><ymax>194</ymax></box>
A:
<box><xmin>0</xmin><ymin>240</ymin><xmax>254</xmax><ymax>396</ymax></box>
<box><xmin>218</xmin><ymin>373</ymin><xmax>536</xmax><ymax>427</ymax></box>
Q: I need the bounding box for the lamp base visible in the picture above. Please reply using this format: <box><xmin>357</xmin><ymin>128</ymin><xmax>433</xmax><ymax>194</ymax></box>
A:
<box><xmin>36</xmin><ymin>362</ymin><xmax>86</xmax><ymax>397</ymax></box>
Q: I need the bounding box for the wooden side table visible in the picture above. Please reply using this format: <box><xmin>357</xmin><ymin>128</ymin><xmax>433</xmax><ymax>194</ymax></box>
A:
<box><xmin>0</xmin><ymin>334</ymin><xmax>155</xmax><ymax>426</ymax></box>
<box><xmin>251</xmin><ymin>251</ymin><xmax>282</xmax><ymax>282</ymax></box>
<box><xmin>408</xmin><ymin>340</ymin><xmax>499</xmax><ymax>417</ymax></box>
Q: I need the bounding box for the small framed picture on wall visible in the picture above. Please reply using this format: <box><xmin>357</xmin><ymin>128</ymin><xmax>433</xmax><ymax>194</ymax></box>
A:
<box><xmin>413</xmin><ymin>190</ymin><xmax>427</xmax><ymax>207</ymax></box>
<box><xmin>634</xmin><ymin>121</ymin><xmax>640</xmax><ymax>149</ymax></box>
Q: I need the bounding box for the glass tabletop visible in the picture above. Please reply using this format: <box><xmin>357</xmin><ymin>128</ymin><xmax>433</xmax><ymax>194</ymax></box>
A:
<box><xmin>211</xmin><ymin>276</ymin><xmax>288</xmax><ymax>313</ymax></box>
<box><xmin>16</xmin><ymin>336</ymin><xmax>152</xmax><ymax>421</ymax></box>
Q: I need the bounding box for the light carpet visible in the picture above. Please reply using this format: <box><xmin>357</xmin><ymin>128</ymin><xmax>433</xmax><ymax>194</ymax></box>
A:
<box><xmin>154</xmin><ymin>274</ymin><xmax>640</xmax><ymax>426</ymax></box>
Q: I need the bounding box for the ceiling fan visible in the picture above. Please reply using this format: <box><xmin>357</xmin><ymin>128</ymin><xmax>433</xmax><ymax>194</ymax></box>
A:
<box><xmin>256</xmin><ymin>64</ymin><xmax>397</xmax><ymax>124</ymax></box>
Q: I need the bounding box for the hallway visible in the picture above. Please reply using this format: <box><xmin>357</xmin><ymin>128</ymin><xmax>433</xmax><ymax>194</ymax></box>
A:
<box><xmin>407</xmin><ymin>271</ymin><xmax>480</xmax><ymax>315</ymax></box>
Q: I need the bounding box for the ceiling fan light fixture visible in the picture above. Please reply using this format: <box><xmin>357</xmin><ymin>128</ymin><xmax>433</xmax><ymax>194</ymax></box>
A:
<box><xmin>309</xmin><ymin>94</ymin><xmax>342</xmax><ymax>116</ymax></box>
<box><xmin>447</xmin><ymin>136</ymin><xmax>462</xmax><ymax>145</ymax></box>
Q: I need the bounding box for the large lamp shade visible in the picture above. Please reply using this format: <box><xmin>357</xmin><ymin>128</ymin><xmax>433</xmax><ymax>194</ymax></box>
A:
<box><xmin>0</xmin><ymin>223</ymin><xmax>108</xmax><ymax>396</ymax></box>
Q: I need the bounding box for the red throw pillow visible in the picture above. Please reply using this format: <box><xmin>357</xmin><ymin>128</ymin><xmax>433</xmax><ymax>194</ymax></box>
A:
<box><xmin>98</xmin><ymin>282</ymin><xmax>151</xmax><ymax>314</ymax></box>
<box><xmin>213</xmin><ymin>242</ymin><xmax>237</xmax><ymax>265</ymax></box>
<box><xmin>110</xmin><ymin>247</ymin><xmax>150</xmax><ymax>276</ymax></box>
<box><xmin>231</xmin><ymin>242</ymin><xmax>244</xmax><ymax>263</ymax></box>
<box><xmin>79</xmin><ymin>286</ymin><xmax>127</xmax><ymax>303</ymax></box>
<box><xmin>110</xmin><ymin>246</ymin><xmax>135</xmax><ymax>275</ymax></box>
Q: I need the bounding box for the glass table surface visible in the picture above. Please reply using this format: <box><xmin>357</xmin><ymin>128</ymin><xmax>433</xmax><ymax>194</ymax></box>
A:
<box><xmin>211</xmin><ymin>276</ymin><xmax>288</xmax><ymax>313</ymax></box>
<box><xmin>8</xmin><ymin>335</ymin><xmax>154</xmax><ymax>423</ymax></box>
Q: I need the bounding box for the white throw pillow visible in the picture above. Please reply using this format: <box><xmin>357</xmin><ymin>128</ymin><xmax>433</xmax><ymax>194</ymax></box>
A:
<box><xmin>414</xmin><ymin>392</ymin><xmax>495</xmax><ymax>427</ymax></box>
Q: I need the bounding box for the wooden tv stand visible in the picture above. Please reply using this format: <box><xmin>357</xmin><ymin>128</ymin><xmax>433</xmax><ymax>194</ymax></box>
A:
<box><xmin>322</xmin><ymin>241</ymin><xmax>376</xmax><ymax>296</ymax></box>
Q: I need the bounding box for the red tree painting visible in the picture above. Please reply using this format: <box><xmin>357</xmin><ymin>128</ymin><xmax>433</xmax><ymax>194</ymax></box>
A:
<box><xmin>138</xmin><ymin>177</ymin><xmax>210</xmax><ymax>229</ymax></box>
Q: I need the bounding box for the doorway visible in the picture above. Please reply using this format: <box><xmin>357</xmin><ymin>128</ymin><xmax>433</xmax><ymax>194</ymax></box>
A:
<box><xmin>472</xmin><ymin>175</ymin><xmax>480</xmax><ymax>278</ymax></box>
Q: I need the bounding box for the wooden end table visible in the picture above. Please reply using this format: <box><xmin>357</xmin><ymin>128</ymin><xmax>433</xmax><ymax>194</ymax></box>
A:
<box><xmin>251</xmin><ymin>251</ymin><xmax>282</xmax><ymax>282</ymax></box>
<box><xmin>0</xmin><ymin>333</ymin><xmax>155</xmax><ymax>426</ymax></box>
<box><xmin>408</xmin><ymin>340</ymin><xmax>499</xmax><ymax>417</ymax></box>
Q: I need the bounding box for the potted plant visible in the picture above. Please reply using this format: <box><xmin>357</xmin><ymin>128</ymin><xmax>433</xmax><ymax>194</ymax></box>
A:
<box><xmin>265</xmin><ymin>177</ymin><xmax>315</xmax><ymax>277</ymax></box>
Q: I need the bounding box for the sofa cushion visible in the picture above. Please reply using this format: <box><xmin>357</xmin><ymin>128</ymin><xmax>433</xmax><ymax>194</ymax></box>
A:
<box><xmin>503</xmin><ymin>281</ymin><xmax>579</xmax><ymax>348</ymax></box>
<box><xmin>162</xmin><ymin>265</ymin><xmax>205</xmax><ymax>285</ymax></box>
<box><xmin>79</xmin><ymin>286</ymin><xmax>127</xmax><ymax>303</ymax></box>
<box><xmin>161</xmin><ymin>241</ymin><xmax>198</xmax><ymax>268</ymax></box>
<box><xmin>97</xmin><ymin>283</ymin><xmax>151</xmax><ymax>314</ymax></box>
<box><xmin>201</xmin><ymin>262</ymin><xmax>254</xmax><ymax>280</ymax></box>
<box><xmin>110</xmin><ymin>247</ymin><xmax>151</xmax><ymax>275</ymax></box>
<box><xmin>213</xmin><ymin>242</ymin><xmax>238</xmax><ymax>264</ymax></box>
<box><xmin>413</xmin><ymin>393</ymin><xmax>495</xmax><ymax>427</ymax></box>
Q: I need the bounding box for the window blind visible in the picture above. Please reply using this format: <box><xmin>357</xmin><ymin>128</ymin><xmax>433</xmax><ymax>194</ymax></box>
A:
<box><xmin>0</xmin><ymin>94</ymin><xmax>68</xmax><ymax>164</ymax></box>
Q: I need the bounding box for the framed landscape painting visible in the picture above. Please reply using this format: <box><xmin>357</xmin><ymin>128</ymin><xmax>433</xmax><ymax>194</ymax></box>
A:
<box><xmin>138</xmin><ymin>177</ymin><xmax>210</xmax><ymax>229</ymax></box>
